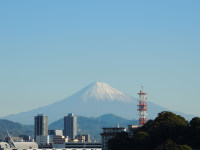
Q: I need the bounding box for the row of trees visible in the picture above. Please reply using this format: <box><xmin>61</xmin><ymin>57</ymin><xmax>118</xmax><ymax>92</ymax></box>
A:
<box><xmin>108</xmin><ymin>111</ymin><xmax>200</xmax><ymax>150</ymax></box>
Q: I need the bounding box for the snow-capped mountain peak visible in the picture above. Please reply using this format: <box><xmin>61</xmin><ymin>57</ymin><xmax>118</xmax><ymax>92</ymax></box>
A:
<box><xmin>2</xmin><ymin>81</ymin><xmax>195</xmax><ymax>125</ymax></box>
<box><xmin>82</xmin><ymin>82</ymin><xmax>133</xmax><ymax>102</ymax></box>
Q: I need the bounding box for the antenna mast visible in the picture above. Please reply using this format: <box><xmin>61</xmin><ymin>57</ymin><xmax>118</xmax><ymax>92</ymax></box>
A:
<box><xmin>137</xmin><ymin>86</ymin><xmax>148</xmax><ymax>126</ymax></box>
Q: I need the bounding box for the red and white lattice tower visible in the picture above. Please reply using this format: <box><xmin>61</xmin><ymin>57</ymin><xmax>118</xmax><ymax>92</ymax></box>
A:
<box><xmin>137</xmin><ymin>86</ymin><xmax>148</xmax><ymax>126</ymax></box>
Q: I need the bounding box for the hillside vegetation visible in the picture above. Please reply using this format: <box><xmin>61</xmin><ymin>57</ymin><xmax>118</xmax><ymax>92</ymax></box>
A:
<box><xmin>0</xmin><ymin>119</ymin><xmax>33</xmax><ymax>140</ymax></box>
<box><xmin>108</xmin><ymin>111</ymin><xmax>200</xmax><ymax>150</ymax></box>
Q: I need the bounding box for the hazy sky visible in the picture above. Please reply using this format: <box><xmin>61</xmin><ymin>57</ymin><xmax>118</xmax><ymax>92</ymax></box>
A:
<box><xmin>0</xmin><ymin>0</ymin><xmax>200</xmax><ymax>117</ymax></box>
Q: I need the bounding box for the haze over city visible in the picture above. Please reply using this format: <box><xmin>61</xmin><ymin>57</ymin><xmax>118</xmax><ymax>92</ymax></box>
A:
<box><xmin>0</xmin><ymin>0</ymin><xmax>200</xmax><ymax>119</ymax></box>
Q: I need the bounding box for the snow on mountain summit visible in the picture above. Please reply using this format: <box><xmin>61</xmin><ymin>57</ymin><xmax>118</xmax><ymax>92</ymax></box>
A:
<box><xmin>82</xmin><ymin>82</ymin><xmax>133</xmax><ymax>102</ymax></box>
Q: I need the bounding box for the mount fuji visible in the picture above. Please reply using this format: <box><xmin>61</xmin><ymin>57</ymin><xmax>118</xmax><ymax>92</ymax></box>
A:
<box><xmin>2</xmin><ymin>82</ymin><xmax>194</xmax><ymax>124</ymax></box>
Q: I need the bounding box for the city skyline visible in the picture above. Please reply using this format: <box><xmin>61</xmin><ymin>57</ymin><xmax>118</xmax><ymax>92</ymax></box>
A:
<box><xmin>0</xmin><ymin>0</ymin><xmax>200</xmax><ymax>117</ymax></box>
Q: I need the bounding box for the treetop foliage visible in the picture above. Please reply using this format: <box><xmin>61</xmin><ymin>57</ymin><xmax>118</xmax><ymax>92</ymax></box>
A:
<box><xmin>108</xmin><ymin>111</ymin><xmax>200</xmax><ymax>150</ymax></box>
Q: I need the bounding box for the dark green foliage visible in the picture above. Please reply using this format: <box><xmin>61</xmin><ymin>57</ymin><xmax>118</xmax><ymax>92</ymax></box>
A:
<box><xmin>187</xmin><ymin>117</ymin><xmax>200</xmax><ymax>148</ymax></box>
<box><xmin>154</xmin><ymin>111</ymin><xmax>188</xmax><ymax>127</ymax></box>
<box><xmin>142</xmin><ymin>111</ymin><xmax>188</xmax><ymax>146</ymax></box>
<box><xmin>108</xmin><ymin>132</ymin><xmax>131</xmax><ymax>150</ymax></box>
<box><xmin>155</xmin><ymin>139</ymin><xmax>192</xmax><ymax>150</ymax></box>
<box><xmin>108</xmin><ymin>111</ymin><xmax>200</xmax><ymax>150</ymax></box>
<box><xmin>131</xmin><ymin>131</ymin><xmax>150</xmax><ymax>150</ymax></box>
<box><xmin>135</xmin><ymin>111</ymin><xmax>188</xmax><ymax>149</ymax></box>
<box><xmin>177</xmin><ymin>145</ymin><xmax>193</xmax><ymax>150</ymax></box>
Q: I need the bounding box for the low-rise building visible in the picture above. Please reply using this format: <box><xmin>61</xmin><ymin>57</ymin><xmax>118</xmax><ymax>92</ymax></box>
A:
<box><xmin>36</xmin><ymin>135</ymin><xmax>49</xmax><ymax>145</ymax></box>
<box><xmin>52</xmin><ymin>135</ymin><xmax>68</xmax><ymax>148</ymax></box>
<box><xmin>82</xmin><ymin>134</ymin><xmax>91</xmax><ymax>142</ymax></box>
<box><xmin>0</xmin><ymin>132</ymin><xmax>38</xmax><ymax>150</ymax></box>
<box><xmin>65</xmin><ymin>142</ymin><xmax>101</xmax><ymax>149</ymax></box>
<box><xmin>48</xmin><ymin>130</ymin><xmax>63</xmax><ymax>143</ymax></box>
<box><xmin>75</xmin><ymin>135</ymin><xmax>85</xmax><ymax>143</ymax></box>
<box><xmin>128</xmin><ymin>125</ymin><xmax>139</xmax><ymax>138</ymax></box>
<box><xmin>101</xmin><ymin>126</ymin><xmax>126</xmax><ymax>150</ymax></box>
<box><xmin>18</xmin><ymin>135</ymin><xmax>31</xmax><ymax>142</ymax></box>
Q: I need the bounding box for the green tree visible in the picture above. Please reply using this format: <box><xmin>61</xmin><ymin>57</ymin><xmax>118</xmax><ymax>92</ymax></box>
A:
<box><xmin>107</xmin><ymin>132</ymin><xmax>131</xmax><ymax>150</ymax></box>
<box><xmin>188</xmin><ymin>117</ymin><xmax>200</xmax><ymax>148</ymax></box>
<box><xmin>134</xmin><ymin>111</ymin><xmax>188</xmax><ymax>149</ymax></box>
<box><xmin>107</xmin><ymin>111</ymin><xmax>200</xmax><ymax>150</ymax></box>
<box><xmin>132</xmin><ymin>131</ymin><xmax>150</xmax><ymax>150</ymax></box>
<box><xmin>155</xmin><ymin>139</ymin><xmax>192</xmax><ymax>150</ymax></box>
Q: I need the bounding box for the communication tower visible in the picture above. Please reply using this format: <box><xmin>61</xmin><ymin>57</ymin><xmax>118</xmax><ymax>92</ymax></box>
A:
<box><xmin>137</xmin><ymin>86</ymin><xmax>148</xmax><ymax>126</ymax></box>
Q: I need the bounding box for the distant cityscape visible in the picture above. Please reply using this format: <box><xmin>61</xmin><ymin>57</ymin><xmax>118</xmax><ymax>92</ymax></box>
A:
<box><xmin>0</xmin><ymin>86</ymin><xmax>199</xmax><ymax>150</ymax></box>
<box><xmin>0</xmin><ymin>87</ymin><xmax>147</xmax><ymax>150</ymax></box>
<box><xmin>34</xmin><ymin>113</ymin><xmax>101</xmax><ymax>149</ymax></box>
<box><xmin>0</xmin><ymin>112</ymin><xmax>141</xmax><ymax>150</ymax></box>
<box><xmin>0</xmin><ymin>113</ymin><xmax>139</xmax><ymax>150</ymax></box>
<box><xmin>1</xmin><ymin>1</ymin><xmax>198</xmax><ymax>149</ymax></box>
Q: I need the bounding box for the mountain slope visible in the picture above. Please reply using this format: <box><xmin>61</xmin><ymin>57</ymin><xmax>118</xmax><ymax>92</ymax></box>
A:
<box><xmin>0</xmin><ymin>119</ymin><xmax>33</xmax><ymax>140</ymax></box>
<box><xmin>2</xmin><ymin>82</ymin><xmax>195</xmax><ymax>124</ymax></box>
<box><xmin>95</xmin><ymin>114</ymin><xmax>134</xmax><ymax>125</ymax></box>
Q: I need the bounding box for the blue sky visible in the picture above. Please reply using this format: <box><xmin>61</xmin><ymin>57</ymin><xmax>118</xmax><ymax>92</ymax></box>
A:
<box><xmin>0</xmin><ymin>0</ymin><xmax>200</xmax><ymax>117</ymax></box>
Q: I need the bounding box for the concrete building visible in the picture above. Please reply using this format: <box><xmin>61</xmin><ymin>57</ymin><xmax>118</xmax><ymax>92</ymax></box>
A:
<box><xmin>101</xmin><ymin>126</ymin><xmax>126</xmax><ymax>150</ymax></box>
<box><xmin>18</xmin><ymin>135</ymin><xmax>31</xmax><ymax>142</ymax></box>
<box><xmin>65</xmin><ymin>142</ymin><xmax>101</xmax><ymax>149</ymax></box>
<box><xmin>48</xmin><ymin>130</ymin><xmax>63</xmax><ymax>143</ymax></box>
<box><xmin>75</xmin><ymin>135</ymin><xmax>85</xmax><ymax>143</ymax></box>
<box><xmin>35</xmin><ymin>136</ymin><xmax>49</xmax><ymax>146</ymax></box>
<box><xmin>82</xmin><ymin>134</ymin><xmax>91</xmax><ymax>142</ymax></box>
<box><xmin>75</xmin><ymin>134</ymin><xmax>91</xmax><ymax>143</ymax></box>
<box><xmin>0</xmin><ymin>142</ymin><xmax>38</xmax><ymax>150</ymax></box>
<box><xmin>0</xmin><ymin>132</ymin><xmax>101</xmax><ymax>150</ymax></box>
<box><xmin>48</xmin><ymin>130</ymin><xmax>63</xmax><ymax>136</ymax></box>
<box><xmin>128</xmin><ymin>125</ymin><xmax>139</xmax><ymax>138</ymax></box>
<box><xmin>52</xmin><ymin>135</ymin><xmax>67</xmax><ymax>148</ymax></box>
<box><xmin>34</xmin><ymin>114</ymin><xmax>49</xmax><ymax>145</ymax></box>
<box><xmin>64</xmin><ymin>113</ymin><xmax>77</xmax><ymax>140</ymax></box>
<box><xmin>0</xmin><ymin>132</ymin><xmax>38</xmax><ymax>150</ymax></box>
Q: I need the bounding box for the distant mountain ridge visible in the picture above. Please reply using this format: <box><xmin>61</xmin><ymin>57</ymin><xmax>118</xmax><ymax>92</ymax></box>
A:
<box><xmin>1</xmin><ymin>82</ymin><xmax>195</xmax><ymax>124</ymax></box>
<box><xmin>0</xmin><ymin>119</ymin><xmax>33</xmax><ymax>140</ymax></box>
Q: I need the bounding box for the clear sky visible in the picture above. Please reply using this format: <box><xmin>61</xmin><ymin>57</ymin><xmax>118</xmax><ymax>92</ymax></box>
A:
<box><xmin>0</xmin><ymin>0</ymin><xmax>200</xmax><ymax>117</ymax></box>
